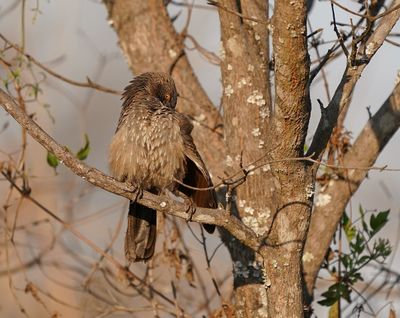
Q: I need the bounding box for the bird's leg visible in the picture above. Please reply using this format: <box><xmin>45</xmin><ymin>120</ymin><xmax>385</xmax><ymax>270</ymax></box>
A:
<box><xmin>121</xmin><ymin>175</ymin><xmax>143</xmax><ymax>202</ymax></box>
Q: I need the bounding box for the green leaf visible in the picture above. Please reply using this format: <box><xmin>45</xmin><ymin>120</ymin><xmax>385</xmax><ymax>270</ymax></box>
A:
<box><xmin>10</xmin><ymin>69</ymin><xmax>20</xmax><ymax>80</ymax></box>
<box><xmin>350</xmin><ymin>233</ymin><xmax>365</xmax><ymax>255</ymax></box>
<box><xmin>359</xmin><ymin>205</ymin><xmax>368</xmax><ymax>234</ymax></box>
<box><xmin>343</xmin><ymin>213</ymin><xmax>356</xmax><ymax>242</ymax></box>
<box><xmin>341</xmin><ymin>254</ymin><xmax>352</xmax><ymax>269</ymax></box>
<box><xmin>318</xmin><ymin>295</ymin><xmax>338</xmax><ymax>307</ymax></box>
<box><xmin>318</xmin><ymin>283</ymin><xmax>351</xmax><ymax>306</ymax></box>
<box><xmin>46</xmin><ymin>151</ymin><xmax>59</xmax><ymax>168</ymax></box>
<box><xmin>337</xmin><ymin>283</ymin><xmax>351</xmax><ymax>302</ymax></box>
<box><xmin>76</xmin><ymin>134</ymin><xmax>90</xmax><ymax>160</ymax></box>
<box><xmin>356</xmin><ymin>255</ymin><xmax>370</xmax><ymax>266</ymax></box>
<box><xmin>373</xmin><ymin>238</ymin><xmax>392</xmax><ymax>259</ymax></box>
<box><xmin>3</xmin><ymin>79</ymin><xmax>9</xmax><ymax>89</ymax></box>
<box><xmin>348</xmin><ymin>272</ymin><xmax>363</xmax><ymax>284</ymax></box>
<box><xmin>370</xmin><ymin>210</ymin><xmax>390</xmax><ymax>237</ymax></box>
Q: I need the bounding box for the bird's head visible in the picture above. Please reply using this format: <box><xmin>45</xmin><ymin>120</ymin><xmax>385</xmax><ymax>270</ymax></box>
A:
<box><xmin>123</xmin><ymin>72</ymin><xmax>178</xmax><ymax>109</ymax></box>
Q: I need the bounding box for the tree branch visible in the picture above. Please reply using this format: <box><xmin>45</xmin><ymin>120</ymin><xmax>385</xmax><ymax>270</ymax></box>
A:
<box><xmin>307</xmin><ymin>0</ymin><xmax>400</xmax><ymax>158</ymax></box>
<box><xmin>303</xmin><ymin>81</ymin><xmax>400</xmax><ymax>299</ymax></box>
<box><xmin>0</xmin><ymin>88</ymin><xmax>260</xmax><ymax>251</ymax></box>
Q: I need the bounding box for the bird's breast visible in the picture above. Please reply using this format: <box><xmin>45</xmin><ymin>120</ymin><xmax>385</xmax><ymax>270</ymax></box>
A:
<box><xmin>109</xmin><ymin>111</ymin><xmax>186</xmax><ymax>190</ymax></box>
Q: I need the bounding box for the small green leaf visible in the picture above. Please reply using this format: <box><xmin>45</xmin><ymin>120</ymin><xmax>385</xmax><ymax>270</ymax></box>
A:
<box><xmin>373</xmin><ymin>238</ymin><xmax>392</xmax><ymax>259</ymax></box>
<box><xmin>3</xmin><ymin>79</ymin><xmax>9</xmax><ymax>89</ymax></box>
<box><xmin>76</xmin><ymin>134</ymin><xmax>90</xmax><ymax>161</ymax></box>
<box><xmin>356</xmin><ymin>255</ymin><xmax>370</xmax><ymax>266</ymax></box>
<box><xmin>338</xmin><ymin>283</ymin><xmax>351</xmax><ymax>302</ymax></box>
<box><xmin>318</xmin><ymin>283</ymin><xmax>351</xmax><ymax>306</ymax></box>
<box><xmin>10</xmin><ymin>69</ymin><xmax>20</xmax><ymax>79</ymax></box>
<box><xmin>370</xmin><ymin>210</ymin><xmax>390</xmax><ymax>236</ymax></box>
<box><xmin>348</xmin><ymin>272</ymin><xmax>363</xmax><ymax>284</ymax></box>
<box><xmin>343</xmin><ymin>213</ymin><xmax>356</xmax><ymax>242</ymax></box>
<box><xmin>359</xmin><ymin>205</ymin><xmax>368</xmax><ymax>234</ymax></box>
<box><xmin>46</xmin><ymin>151</ymin><xmax>59</xmax><ymax>168</ymax></box>
<box><xmin>341</xmin><ymin>254</ymin><xmax>352</xmax><ymax>269</ymax></box>
<box><xmin>319</xmin><ymin>297</ymin><xmax>338</xmax><ymax>307</ymax></box>
<box><xmin>350</xmin><ymin>233</ymin><xmax>365</xmax><ymax>255</ymax></box>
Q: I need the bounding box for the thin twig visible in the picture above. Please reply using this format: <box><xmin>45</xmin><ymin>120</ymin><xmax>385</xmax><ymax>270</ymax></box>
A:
<box><xmin>0</xmin><ymin>88</ymin><xmax>261</xmax><ymax>251</ymax></box>
<box><xmin>1</xmin><ymin>170</ymin><xmax>182</xmax><ymax>309</ymax></box>
<box><xmin>0</xmin><ymin>33</ymin><xmax>122</xmax><ymax>95</ymax></box>
<box><xmin>331</xmin><ymin>0</ymin><xmax>400</xmax><ymax>22</ymax></box>
<box><xmin>331</xmin><ymin>3</ymin><xmax>349</xmax><ymax>57</ymax></box>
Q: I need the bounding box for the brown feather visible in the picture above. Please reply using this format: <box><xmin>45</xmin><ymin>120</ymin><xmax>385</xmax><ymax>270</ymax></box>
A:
<box><xmin>109</xmin><ymin>72</ymin><xmax>217</xmax><ymax>262</ymax></box>
<box><xmin>175</xmin><ymin>112</ymin><xmax>217</xmax><ymax>233</ymax></box>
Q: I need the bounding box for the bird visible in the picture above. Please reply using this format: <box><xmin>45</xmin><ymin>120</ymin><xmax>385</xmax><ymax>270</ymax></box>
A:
<box><xmin>109</xmin><ymin>72</ymin><xmax>217</xmax><ymax>262</ymax></box>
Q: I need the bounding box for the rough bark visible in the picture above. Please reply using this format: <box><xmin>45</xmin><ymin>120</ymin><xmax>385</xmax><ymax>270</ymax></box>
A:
<box><xmin>213</xmin><ymin>0</ymin><xmax>313</xmax><ymax>316</ymax></box>
<box><xmin>216</xmin><ymin>1</ymin><xmax>274</xmax><ymax>316</ymax></box>
<box><xmin>263</xmin><ymin>1</ymin><xmax>313</xmax><ymax>317</ymax></box>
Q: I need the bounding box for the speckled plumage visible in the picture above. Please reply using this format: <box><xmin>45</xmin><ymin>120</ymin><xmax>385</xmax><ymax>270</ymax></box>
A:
<box><xmin>109</xmin><ymin>98</ymin><xmax>186</xmax><ymax>189</ymax></box>
<box><xmin>109</xmin><ymin>72</ymin><xmax>216</xmax><ymax>262</ymax></box>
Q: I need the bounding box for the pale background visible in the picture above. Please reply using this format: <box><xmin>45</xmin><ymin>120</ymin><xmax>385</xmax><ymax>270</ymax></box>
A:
<box><xmin>0</xmin><ymin>0</ymin><xmax>399</xmax><ymax>317</ymax></box>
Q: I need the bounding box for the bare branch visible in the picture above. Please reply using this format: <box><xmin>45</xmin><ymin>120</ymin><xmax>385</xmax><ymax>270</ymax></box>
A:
<box><xmin>331</xmin><ymin>3</ymin><xmax>349</xmax><ymax>57</ymax></box>
<box><xmin>331</xmin><ymin>0</ymin><xmax>400</xmax><ymax>21</ymax></box>
<box><xmin>303</xmin><ymin>81</ymin><xmax>400</xmax><ymax>298</ymax></box>
<box><xmin>309</xmin><ymin>0</ymin><xmax>386</xmax><ymax>82</ymax></box>
<box><xmin>307</xmin><ymin>0</ymin><xmax>400</xmax><ymax>158</ymax></box>
<box><xmin>0</xmin><ymin>88</ymin><xmax>260</xmax><ymax>251</ymax></box>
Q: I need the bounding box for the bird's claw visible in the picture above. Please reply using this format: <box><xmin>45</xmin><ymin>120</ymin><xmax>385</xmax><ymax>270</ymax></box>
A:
<box><xmin>133</xmin><ymin>186</ymin><xmax>144</xmax><ymax>202</ymax></box>
<box><xmin>184</xmin><ymin>197</ymin><xmax>196</xmax><ymax>222</ymax></box>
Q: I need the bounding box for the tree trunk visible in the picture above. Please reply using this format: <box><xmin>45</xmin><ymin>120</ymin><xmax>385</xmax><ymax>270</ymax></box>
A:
<box><xmin>217</xmin><ymin>0</ymin><xmax>312</xmax><ymax>316</ymax></box>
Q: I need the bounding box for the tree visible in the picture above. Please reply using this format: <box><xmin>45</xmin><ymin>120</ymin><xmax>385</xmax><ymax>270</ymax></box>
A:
<box><xmin>1</xmin><ymin>0</ymin><xmax>399</xmax><ymax>317</ymax></box>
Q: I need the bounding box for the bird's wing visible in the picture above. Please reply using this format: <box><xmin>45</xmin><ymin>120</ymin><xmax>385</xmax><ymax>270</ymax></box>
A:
<box><xmin>174</xmin><ymin>113</ymin><xmax>217</xmax><ymax>211</ymax></box>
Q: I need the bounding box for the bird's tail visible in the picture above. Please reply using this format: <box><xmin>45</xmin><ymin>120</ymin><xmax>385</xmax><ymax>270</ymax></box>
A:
<box><xmin>125</xmin><ymin>201</ymin><xmax>157</xmax><ymax>262</ymax></box>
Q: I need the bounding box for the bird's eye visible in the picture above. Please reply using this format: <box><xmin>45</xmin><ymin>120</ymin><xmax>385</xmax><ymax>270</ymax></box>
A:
<box><xmin>164</xmin><ymin>94</ymin><xmax>171</xmax><ymax>102</ymax></box>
